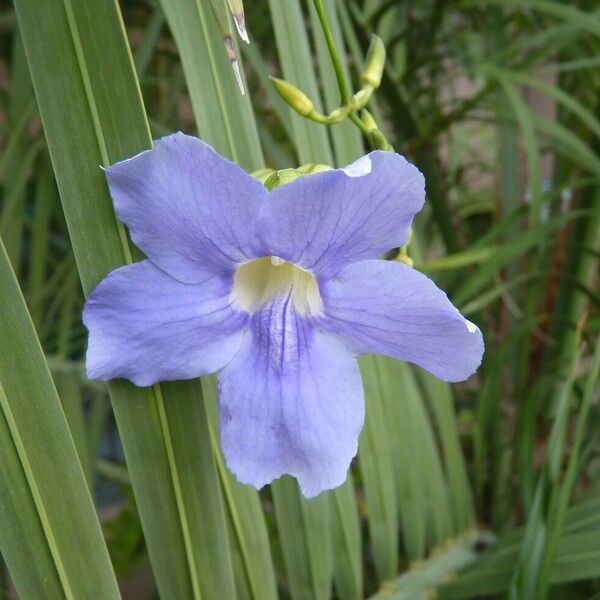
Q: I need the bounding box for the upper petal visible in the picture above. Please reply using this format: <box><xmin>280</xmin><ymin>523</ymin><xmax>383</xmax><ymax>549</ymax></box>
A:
<box><xmin>105</xmin><ymin>132</ymin><xmax>268</xmax><ymax>283</ymax></box>
<box><xmin>83</xmin><ymin>260</ymin><xmax>247</xmax><ymax>386</ymax></box>
<box><xmin>320</xmin><ymin>260</ymin><xmax>484</xmax><ymax>382</ymax></box>
<box><xmin>218</xmin><ymin>294</ymin><xmax>364</xmax><ymax>497</ymax></box>
<box><xmin>257</xmin><ymin>151</ymin><xmax>425</xmax><ymax>278</ymax></box>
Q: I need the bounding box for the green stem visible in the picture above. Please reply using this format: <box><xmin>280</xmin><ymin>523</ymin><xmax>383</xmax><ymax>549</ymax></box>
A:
<box><xmin>349</xmin><ymin>112</ymin><xmax>370</xmax><ymax>136</ymax></box>
<box><xmin>312</xmin><ymin>0</ymin><xmax>351</xmax><ymax>105</ymax></box>
<box><xmin>311</xmin><ymin>0</ymin><xmax>383</xmax><ymax>149</ymax></box>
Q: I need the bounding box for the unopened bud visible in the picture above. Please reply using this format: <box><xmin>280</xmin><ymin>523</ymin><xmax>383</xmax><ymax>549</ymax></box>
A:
<box><xmin>352</xmin><ymin>88</ymin><xmax>371</xmax><ymax>107</ymax></box>
<box><xmin>361</xmin><ymin>109</ymin><xmax>378</xmax><ymax>133</ymax></box>
<box><xmin>296</xmin><ymin>163</ymin><xmax>332</xmax><ymax>175</ymax></box>
<box><xmin>326</xmin><ymin>108</ymin><xmax>347</xmax><ymax>123</ymax></box>
<box><xmin>270</xmin><ymin>77</ymin><xmax>314</xmax><ymax>117</ymax></box>
<box><xmin>264</xmin><ymin>164</ymin><xmax>332</xmax><ymax>190</ymax></box>
<box><xmin>361</xmin><ymin>35</ymin><xmax>385</xmax><ymax>89</ymax></box>
<box><xmin>367</xmin><ymin>128</ymin><xmax>389</xmax><ymax>151</ymax></box>
<box><xmin>252</xmin><ymin>168</ymin><xmax>276</xmax><ymax>184</ymax></box>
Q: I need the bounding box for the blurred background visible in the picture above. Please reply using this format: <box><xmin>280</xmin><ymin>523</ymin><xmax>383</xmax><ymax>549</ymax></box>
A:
<box><xmin>1</xmin><ymin>0</ymin><xmax>599</xmax><ymax>598</ymax></box>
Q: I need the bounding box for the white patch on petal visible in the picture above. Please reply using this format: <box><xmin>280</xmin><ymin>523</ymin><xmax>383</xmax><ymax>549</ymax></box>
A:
<box><xmin>342</xmin><ymin>155</ymin><xmax>372</xmax><ymax>178</ymax></box>
<box><xmin>232</xmin><ymin>257</ymin><xmax>322</xmax><ymax>316</ymax></box>
<box><xmin>466</xmin><ymin>320</ymin><xmax>478</xmax><ymax>333</ymax></box>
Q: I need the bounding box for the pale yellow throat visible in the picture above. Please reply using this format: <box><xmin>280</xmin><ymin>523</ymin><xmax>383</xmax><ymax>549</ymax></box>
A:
<box><xmin>231</xmin><ymin>256</ymin><xmax>322</xmax><ymax>316</ymax></box>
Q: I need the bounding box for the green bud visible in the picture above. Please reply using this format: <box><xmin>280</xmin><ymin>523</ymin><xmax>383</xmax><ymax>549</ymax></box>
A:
<box><xmin>367</xmin><ymin>128</ymin><xmax>389</xmax><ymax>151</ymax></box>
<box><xmin>397</xmin><ymin>230</ymin><xmax>413</xmax><ymax>266</ymax></box>
<box><xmin>270</xmin><ymin>77</ymin><xmax>314</xmax><ymax>117</ymax></box>
<box><xmin>251</xmin><ymin>168</ymin><xmax>276</xmax><ymax>184</ymax></box>
<box><xmin>360</xmin><ymin>109</ymin><xmax>378</xmax><ymax>133</ymax></box>
<box><xmin>263</xmin><ymin>169</ymin><xmax>302</xmax><ymax>191</ymax></box>
<box><xmin>296</xmin><ymin>163</ymin><xmax>332</xmax><ymax>175</ymax></box>
<box><xmin>263</xmin><ymin>165</ymin><xmax>332</xmax><ymax>191</ymax></box>
<box><xmin>396</xmin><ymin>253</ymin><xmax>414</xmax><ymax>267</ymax></box>
<box><xmin>351</xmin><ymin>87</ymin><xmax>373</xmax><ymax>109</ymax></box>
<box><xmin>325</xmin><ymin>108</ymin><xmax>347</xmax><ymax>123</ymax></box>
<box><xmin>361</xmin><ymin>35</ymin><xmax>386</xmax><ymax>89</ymax></box>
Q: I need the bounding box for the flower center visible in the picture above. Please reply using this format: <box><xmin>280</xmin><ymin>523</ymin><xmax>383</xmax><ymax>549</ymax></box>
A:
<box><xmin>232</xmin><ymin>256</ymin><xmax>322</xmax><ymax>316</ymax></box>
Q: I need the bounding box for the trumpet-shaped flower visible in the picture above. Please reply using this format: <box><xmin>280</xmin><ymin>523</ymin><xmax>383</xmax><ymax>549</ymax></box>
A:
<box><xmin>84</xmin><ymin>132</ymin><xmax>483</xmax><ymax>497</ymax></box>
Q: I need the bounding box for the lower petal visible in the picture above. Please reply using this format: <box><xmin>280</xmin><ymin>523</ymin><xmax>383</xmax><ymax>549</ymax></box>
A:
<box><xmin>217</xmin><ymin>296</ymin><xmax>364</xmax><ymax>497</ymax></box>
<box><xmin>83</xmin><ymin>260</ymin><xmax>247</xmax><ymax>386</ymax></box>
<box><xmin>321</xmin><ymin>260</ymin><xmax>484</xmax><ymax>382</ymax></box>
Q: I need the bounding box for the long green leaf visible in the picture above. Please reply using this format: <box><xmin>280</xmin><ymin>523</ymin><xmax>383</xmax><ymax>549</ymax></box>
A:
<box><xmin>15</xmin><ymin>0</ymin><xmax>237</xmax><ymax>597</ymax></box>
<box><xmin>267</xmin><ymin>0</ymin><xmax>333</xmax><ymax>164</ymax></box>
<box><xmin>160</xmin><ymin>0</ymin><xmax>262</xmax><ymax>170</ymax></box>
<box><xmin>201</xmin><ymin>376</ymin><xmax>278</xmax><ymax>600</ymax></box>
<box><xmin>261</xmin><ymin>5</ymin><xmax>339</xmax><ymax>599</ymax></box>
<box><xmin>330</xmin><ymin>476</ymin><xmax>363</xmax><ymax>600</ymax></box>
<box><xmin>358</xmin><ymin>355</ymin><xmax>398</xmax><ymax>581</ymax></box>
<box><xmin>0</xmin><ymin>237</ymin><xmax>119</xmax><ymax>599</ymax></box>
<box><xmin>160</xmin><ymin>3</ymin><xmax>283</xmax><ymax>598</ymax></box>
<box><xmin>439</xmin><ymin>492</ymin><xmax>600</xmax><ymax>598</ymax></box>
<box><xmin>272</xmin><ymin>478</ymin><xmax>333</xmax><ymax>600</ymax></box>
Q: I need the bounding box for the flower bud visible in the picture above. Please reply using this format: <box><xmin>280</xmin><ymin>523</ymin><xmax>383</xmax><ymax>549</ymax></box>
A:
<box><xmin>360</xmin><ymin>109</ymin><xmax>378</xmax><ymax>133</ymax></box>
<box><xmin>397</xmin><ymin>253</ymin><xmax>414</xmax><ymax>267</ymax></box>
<box><xmin>252</xmin><ymin>168</ymin><xmax>275</xmax><ymax>184</ymax></box>
<box><xmin>361</xmin><ymin>35</ymin><xmax>386</xmax><ymax>89</ymax></box>
<box><xmin>351</xmin><ymin>88</ymin><xmax>372</xmax><ymax>109</ymax></box>
<box><xmin>296</xmin><ymin>163</ymin><xmax>332</xmax><ymax>175</ymax></box>
<box><xmin>367</xmin><ymin>128</ymin><xmax>389</xmax><ymax>151</ymax></box>
<box><xmin>323</xmin><ymin>107</ymin><xmax>346</xmax><ymax>123</ymax></box>
<box><xmin>264</xmin><ymin>164</ymin><xmax>332</xmax><ymax>190</ymax></box>
<box><xmin>264</xmin><ymin>169</ymin><xmax>299</xmax><ymax>191</ymax></box>
<box><xmin>270</xmin><ymin>77</ymin><xmax>315</xmax><ymax>117</ymax></box>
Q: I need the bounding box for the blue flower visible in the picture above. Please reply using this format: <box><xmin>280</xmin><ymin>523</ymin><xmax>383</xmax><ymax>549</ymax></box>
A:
<box><xmin>83</xmin><ymin>132</ymin><xmax>483</xmax><ymax>497</ymax></box>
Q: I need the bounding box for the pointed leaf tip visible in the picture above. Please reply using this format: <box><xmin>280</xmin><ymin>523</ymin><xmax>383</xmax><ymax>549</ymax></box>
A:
<box><xmin>227</xmin><ymin>0</ymin><xmax>249</xmax><ymax>43</ymax></box>
<box><xmin>232</xmin><ymin>13</ymin><xmax>249</xmax><ymax>43</ymax></box>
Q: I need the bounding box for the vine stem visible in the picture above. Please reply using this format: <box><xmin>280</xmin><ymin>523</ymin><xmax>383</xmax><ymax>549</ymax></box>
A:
<box><xmin>312</xmin><ymin>0</ymin><xmax>351</xmax><ymax>104</ymax></box>
<box><xmin>311</xmin><ymin>0</ymin><xmax>372</xmax><ymax>140</ymax></box>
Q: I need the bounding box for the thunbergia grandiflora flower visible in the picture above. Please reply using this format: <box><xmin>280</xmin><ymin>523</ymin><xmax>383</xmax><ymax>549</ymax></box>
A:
<box><xmin>84</xmin><ymin>132</ymin><xmax>483</xmax><ymax>497</ymax></box>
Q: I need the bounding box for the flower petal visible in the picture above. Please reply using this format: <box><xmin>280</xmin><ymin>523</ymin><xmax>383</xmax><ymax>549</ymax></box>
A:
<box><xmin>321</xmin><ymin>260</ymin><xmax>484</xmax><ymax>382</ymax></box>
<box><xmin>218</xmin><ymin>295</ymin><xmax>364</xmax><ymax>497</ymax></box>
<box><xmin>258</xmin><ymin>151</ymin><xmax>425</xmax><ymax>278</ymax></box>
<box><xmin>83</xmin><ymin>260</ymin><xmax>247</xmax><ymax>386</ymax></box>
<box><xmin>105</xmin><ymin>132</ymin><xmax>268</xmax><ymax>283</ymax></box>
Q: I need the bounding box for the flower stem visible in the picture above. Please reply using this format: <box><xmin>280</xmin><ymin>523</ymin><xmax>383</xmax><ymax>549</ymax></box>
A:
<box><xmin>311</xmin><ymin>0</ymin><xmax>377</xmax><ymax>144</ymax></box>
<box><xmin>312</xmin><ymin>0</ymin><xmax>351</xmax><ymax>105</ymax></box>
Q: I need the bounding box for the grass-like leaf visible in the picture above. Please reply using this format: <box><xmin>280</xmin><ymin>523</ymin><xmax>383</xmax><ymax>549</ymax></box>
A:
<box><xmin>14</xmin><ymin>0</ymin><xmax>238</xmax><ymax>597</ymax></box>
<box><xmin>0</xmin><ymin>238</ymin><xmax>119</xmax><ymax>599</ymax></box>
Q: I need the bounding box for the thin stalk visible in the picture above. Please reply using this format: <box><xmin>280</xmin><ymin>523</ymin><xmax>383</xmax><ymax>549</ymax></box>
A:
<box><xmin>312</xmin><ymin>0</ymin><xmax>351</xmax><ymax>105</ymax></box>
<box><xmin>311</xmin><ymin>0</ymin><xmax>376</xmax><ymax>143</ymax></box>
